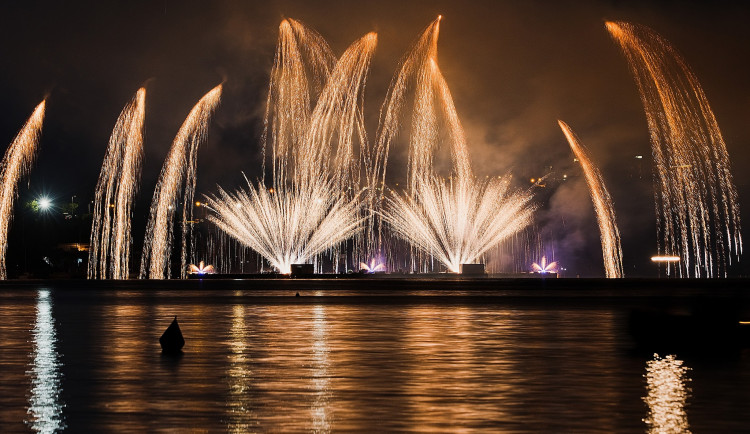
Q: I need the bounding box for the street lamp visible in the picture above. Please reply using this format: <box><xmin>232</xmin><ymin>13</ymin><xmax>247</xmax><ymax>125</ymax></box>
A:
<box><xmin>38</xmin><ymin>197</ymin><xmax>51</xmax><ymax>211</ymax></box>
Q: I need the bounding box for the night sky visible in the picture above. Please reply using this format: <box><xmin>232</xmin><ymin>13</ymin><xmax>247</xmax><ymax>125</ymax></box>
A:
<box><xmin>1</xmin><ymin>0</ymin><xmax>749</xmax><ymax>277</ymax></box>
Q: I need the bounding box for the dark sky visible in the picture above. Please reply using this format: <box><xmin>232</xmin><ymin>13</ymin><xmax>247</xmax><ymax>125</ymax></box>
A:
<box><xmin>1</xmin><ymin>0</ymin><xmax>749</xmax><ymax>276</ymax></box>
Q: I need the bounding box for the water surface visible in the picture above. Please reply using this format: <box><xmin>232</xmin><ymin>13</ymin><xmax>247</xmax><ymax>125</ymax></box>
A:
<box><xmin>1</xmin><ymin>286</ymin><xmax>748</xmax><ymax>432</ymax></box>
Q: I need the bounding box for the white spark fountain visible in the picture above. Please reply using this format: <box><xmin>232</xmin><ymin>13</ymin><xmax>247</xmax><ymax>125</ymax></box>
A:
<box><xmin>643</xmin><ymin>354</ymin><xmax>691</xmax><ymax>433</ymax></box>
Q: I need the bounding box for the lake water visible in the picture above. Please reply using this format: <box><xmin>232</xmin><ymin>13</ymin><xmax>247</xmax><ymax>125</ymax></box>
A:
<box><xmin>1</xmin><ymin>285</ymin><xmax>749</xmax><ymax>432</ymax></box>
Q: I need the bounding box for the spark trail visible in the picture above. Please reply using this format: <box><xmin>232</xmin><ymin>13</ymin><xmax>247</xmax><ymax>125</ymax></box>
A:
<box><xmin>607</xmin><ymin>21</ymin><xmax>742</xmax><ymax>277</ymax></box>
<box><xmin>0</xmin><ymin>100</ymin><xmax>45</xmax><ymax>279</ymax></box>
<box><xmin>558</xmin><ymin>120</ymin><xmax>623</xmax><ymax>278</ymax></box>
<box><xmin>88</xmin><ymin>88</ymin><xmax>146</xmax><ymax>279</ymax></box>
<box><xmin>140</xmin><ymin>85</ymin><xmax>222</xmax><ymax>279</ymax></box>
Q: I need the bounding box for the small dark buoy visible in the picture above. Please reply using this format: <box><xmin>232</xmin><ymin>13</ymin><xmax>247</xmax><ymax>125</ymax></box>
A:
<box><xmin>160</xmin><ymin>316</ymin><xmax>185</xmax><ymax>354</ymax></box>
<box><xmin>295</xmin><ymin>292</ymin><xmax>300</xmax><ymax>297</ymax></box>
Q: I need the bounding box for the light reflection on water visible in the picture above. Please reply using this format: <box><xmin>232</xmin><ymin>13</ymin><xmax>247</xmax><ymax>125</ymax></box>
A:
<box><xmin>26</xmin><ymin>289</ymin><xmax>65</xmax><ymax>432</ymax></box>
<box><xmin>311</xmin><ymin>303</ymin><xmax>331</xmax><ymax>432</ymax></box>
<box><xmin>226</xmin><ymin>303</ymin><xmax>252</xmax><ymax>432</ymax></box>
<box><xmin>643</xmin><ymin>354</ymin><xmax>691</xmax><ymax>433</ymax></box>
<box><xmin>0</xmin><ymin>288</ymin><xmax>748</xmax><ymax>431</ymax></box>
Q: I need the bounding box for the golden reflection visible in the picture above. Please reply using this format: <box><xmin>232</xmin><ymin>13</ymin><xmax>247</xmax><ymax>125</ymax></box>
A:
<box><xmin>26</xmin><ymin>289</ymin><xmax>65</xmax><ymax>432</ymax></box>
<box><xmin>227</xmin><ymin>304</ymin><xmax>254</xmax><ymax>432</ymax></box>
<box><xmin>311</xmin><ymin>304</ymin><xmax>330</xmax><ymax>432</ymax></box>
<box><xmin>94</xmin><ymin>302</ymin><xmax>148</xmax><ymax>416</ymax></box>
<box><xmin>643</xmin><ymin>354</ymin><xmax>691</xmax><ymax>433</ymax></box>
<box><xmin>402</xmin><ymin>306</ymin><xmax>514</xmax><ymax>428</ymax></box>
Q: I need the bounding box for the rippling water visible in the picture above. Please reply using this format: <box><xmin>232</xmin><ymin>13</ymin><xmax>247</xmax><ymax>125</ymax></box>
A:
<box><xmin>1</xmin><ymin>286</ymin><xmax>749</xmax><ymax>432</ymax></box>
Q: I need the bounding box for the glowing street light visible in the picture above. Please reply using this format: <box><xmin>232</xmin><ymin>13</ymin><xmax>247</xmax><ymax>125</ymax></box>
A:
<box><xmin>651</xmin><ymin>255</ymin><xmax>680</xmax><ymax>278</ymax></box>
<box><xmin>651</xmin><ymin>255</ymin><xmax>680</xmax><ymax>263</ymax></box>
<box><xmin>37</xmin><ymin>197</ymin><xmax>51</xmax><ymax>211</ymax></box>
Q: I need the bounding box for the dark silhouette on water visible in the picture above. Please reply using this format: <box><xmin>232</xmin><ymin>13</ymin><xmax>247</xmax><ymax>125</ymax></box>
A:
<box><xmin>160</xmin><ymin>316</ymin><xmax>185</xmax><ymax>354</ymax></box>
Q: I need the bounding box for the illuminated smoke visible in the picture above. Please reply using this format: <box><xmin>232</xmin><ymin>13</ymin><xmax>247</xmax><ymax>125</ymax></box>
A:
<box><xmin>380</xmin><ymin>17</ymin><xmax>534</xmax><ymax>272</ymax></box>
<box><xmin>558</xmin><ymin>120</ymin><xmax>623</xmax><ymax>278</ymax></box>
<box><xmin>208</xmin><ymin>20</ymin><xmax>375</xmax><ymax>273</ymax></box>
<box><xmin>0</xmin><ymin>100</ymin><xmax>45</xmax><ymax>279</ymax></box>
<box><xmin>643</xmin><ymin>354</ymin><xmax>691</xmax><ymax>433</ymax></box>
<box><xmin>140</xmin><ymin>85</ymin><xmax>222</xmax><ymax>279</ymax></box>
<box><xmin>88</xmin><ymin>88</ymin><xmax>146</xmax><ymax>279</ymax></box>
<box><xmin>607</xmin><ymin>21</ymin><xmax>742</xmax><ymax>277</ymax></box>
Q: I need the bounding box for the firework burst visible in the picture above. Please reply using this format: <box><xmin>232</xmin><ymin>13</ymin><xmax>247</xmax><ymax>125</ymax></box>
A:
<box><xmin>206</xmin><ymin>178</ymin><xmax>362</xmax><ymax>275</ymax></box>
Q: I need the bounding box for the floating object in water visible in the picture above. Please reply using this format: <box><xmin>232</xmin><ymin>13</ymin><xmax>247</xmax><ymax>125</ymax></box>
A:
<box><xmin>159</xmin><ymin>316</ymin><xmax>185</xmax><ymax>354</ymax></box>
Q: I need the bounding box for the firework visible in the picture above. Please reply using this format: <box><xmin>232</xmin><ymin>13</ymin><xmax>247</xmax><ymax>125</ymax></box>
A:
<box><xmin>365</xmin><ymin>17</ymin><xmax>442</xmax><ymax>259</ymax></box>
<box><xmin>206</xmin><ymin>178</ymin><xmax>362</xmax><ymax>275</ymax></box>
<box><xmin>607</xmin><ymin>21</ymin><xmax>742</xmax><ymax>277</ymax></box>
<box><xmin>0</xmin><ymin>100</ymin><xmax>45</xmax><ymax>279</ymax></box>
<box><xmin>359</xmin><ymin>259</ymin><xmax>385</xmax><ymax>273</ymax></box>
<box><xmin>88</xmin><ymin>88</ymin><xmax>146</xmax><ymax>279</ymax></box>
<box><xmin>380</xmin><ymin>17</ymin><xmax>534</xmax><ymax>273</ymax></box>
<box><xmin>208</xmin><ymin>21</ymin><xmax>375</xmax><ymax>273</ymax></box>
<box><xmin>384</xmin><ymin>176</ymin><xmax>534</xmax><ymax>273</ymax></box>
<box><xmin>140</xmin><ymin>85</ymin><xmax>222</xmax><ymax>279</ymax></box>
<box><xmin>558</xmin><ymin>120</ymin><xmax>623</xmax><ymax>278</ymax></box>
<box><xmin>531</xmin><ymin>256</ymin><xmax>558</xmax><ymax>274</ymax></box>
<box><xmin>188</xmin><ymin>261</ymin><xmax>214</xmax><ymax>275</ymax></box>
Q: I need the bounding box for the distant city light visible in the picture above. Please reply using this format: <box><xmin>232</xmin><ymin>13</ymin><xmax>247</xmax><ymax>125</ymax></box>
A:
<box><xmin>651</xmin><ymin>255</ymin><xmax>680</xmax><ymax>262</ymax></box>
